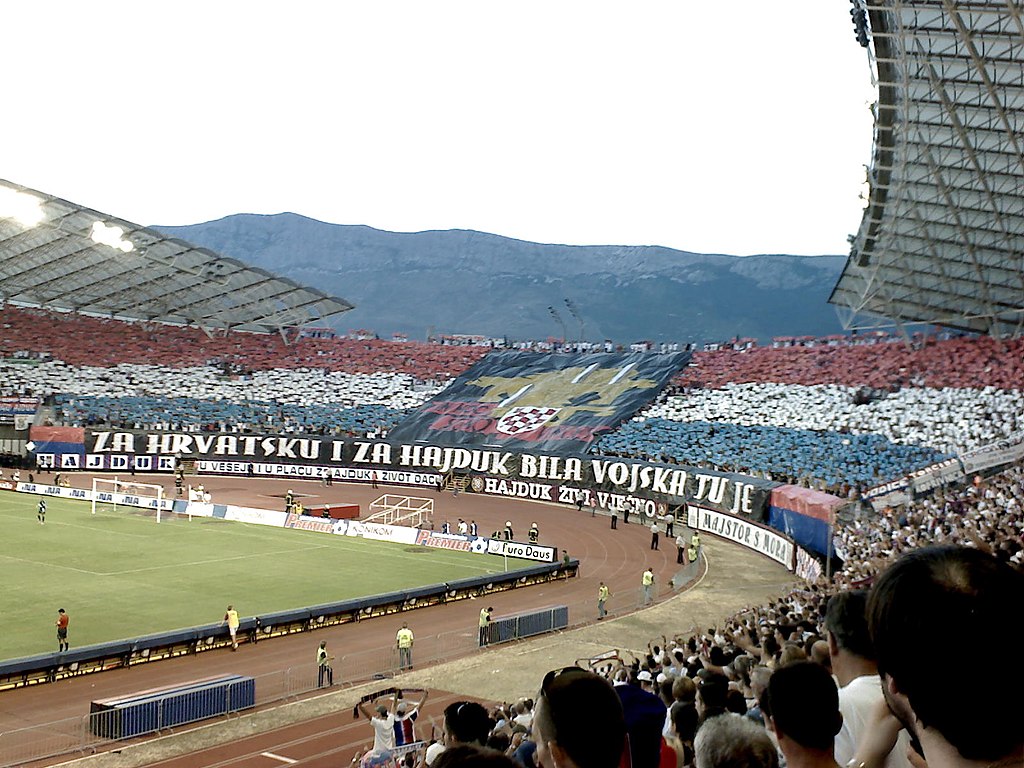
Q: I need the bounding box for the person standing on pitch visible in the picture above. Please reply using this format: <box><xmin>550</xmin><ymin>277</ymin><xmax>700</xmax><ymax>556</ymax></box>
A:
<box><xmin>317</xmin><ymin>640</ymin><xmax>334</xmax><ymax>686</ymax></box>
<box><xmin>55</xmin><ymin>608</ymin><xmax>69</xmax><ymax>652</ymax></box>
<box><xmin>38</xmin><ymin>498</ymin><xmax>46</xmax><ymax>525</ymax></box>
<box><xmin>224</xmin><ymin>604</ymin><xmax>240</xmax><ymax>650</ymax></box>
<box><xmin>396</xmin><ymin>621</ymin><xmax>414</xmax><ymax>670</ymax></box>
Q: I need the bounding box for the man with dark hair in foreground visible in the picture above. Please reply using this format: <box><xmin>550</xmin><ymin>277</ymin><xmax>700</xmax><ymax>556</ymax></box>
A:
<box><xmin>824</xmin><ymin>591</ymin><xmax>912</xmax><ymax>768</ymax></box>
<box><xmin>864</xmin><ymin>546</ymin><xmax>1023</xmax><ymax>768</ymax></box>
<box><xmin>762</xmin><ymin>661</ymin><xmax>843</xmax><ymax>768</ymax></box>
<box><xmin>533</xmin><ymin>667</ymin><xmax>626</xmax><ymax>768</ymax></box>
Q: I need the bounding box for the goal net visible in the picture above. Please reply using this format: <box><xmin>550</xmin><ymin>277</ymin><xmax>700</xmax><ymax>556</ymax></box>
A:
<box><xmin>91</xmin><ymin>477</ymin><xmax>167</xmax><ymax>522</ymax></box>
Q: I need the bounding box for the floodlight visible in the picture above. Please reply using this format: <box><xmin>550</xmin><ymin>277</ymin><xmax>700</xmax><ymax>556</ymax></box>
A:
<box><xmin>90</xmin><ymin>220</ymin><xmax>135</xmax><ymax>252</ymax></box>
<box><xmin>0</xmin><ymin>186</ymin><xmax>45</xmax><ymax>227</ymax></box>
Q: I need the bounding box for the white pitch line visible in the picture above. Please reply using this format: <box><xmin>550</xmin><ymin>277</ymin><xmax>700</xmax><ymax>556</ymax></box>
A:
<box><xmin>106</xmin><ymin>544</ymin><xmax>332</xmax><ymax>575</ymax></box>
<box><xmin>261</xmin><ymin>751</ymin><xmax>298</xmax><ymax>764</ymax></box>
<box><xmin>0</xmin><ymin>552</ymin><xmax>100</xmax><ymax>575</ymax></box>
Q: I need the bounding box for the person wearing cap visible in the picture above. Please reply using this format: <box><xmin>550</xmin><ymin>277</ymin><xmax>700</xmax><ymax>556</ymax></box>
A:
<box><xmin>528</xmin><ymin>522</ymin><xmax>539</xmax><ymax>543</ymax></box>
<box><xmin>393</xmin><ymin>690</ymin><xmax>429</xmax><ymax>747</ymax></box>
<box><xmin>504</xmin><ymin>521</ymin><xmax>514</xmax><ymax>540</ymax></box>
<box><xmin>358</xmin><ymin>695</ymin><xmax>398</xmax><ymax>751</ymax></box>
<box><xmin>615</xmin><ymin>667</ymin><xmax>667</xmax><ymax>768</ymax></box>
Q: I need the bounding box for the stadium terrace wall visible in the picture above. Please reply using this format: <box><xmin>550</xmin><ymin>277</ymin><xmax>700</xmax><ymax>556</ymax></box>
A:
<box><xmin>30</xmin><ymin>428</ymin><xmax>779</xmax><ymax>521</ymax></box>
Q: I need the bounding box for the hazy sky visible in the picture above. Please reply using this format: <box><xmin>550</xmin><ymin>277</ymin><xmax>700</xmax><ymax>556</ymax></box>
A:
<box><xmin>3</xmin><ymin>2</ymin><xmax>875</xmax><ymax>256</ymax></box>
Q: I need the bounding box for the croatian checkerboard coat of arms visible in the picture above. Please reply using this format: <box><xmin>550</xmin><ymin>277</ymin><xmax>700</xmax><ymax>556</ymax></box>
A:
<box><xmin>495</xmin><ymin>406</ymin><xmax>560</xmax><ymax>436</ymax></box>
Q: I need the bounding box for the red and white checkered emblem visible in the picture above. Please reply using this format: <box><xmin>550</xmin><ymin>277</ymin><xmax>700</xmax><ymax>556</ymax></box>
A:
<box><xmin>495</xmin><ymin>406</ymin><xmax>560</xmax><ymax>436</ymax></box>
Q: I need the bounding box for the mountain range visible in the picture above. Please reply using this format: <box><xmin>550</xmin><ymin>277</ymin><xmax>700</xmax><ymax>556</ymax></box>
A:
<box><xmin>155</xmin><ymin>213</ymin><xmax>847</xmax><ymax>345</ymax></box>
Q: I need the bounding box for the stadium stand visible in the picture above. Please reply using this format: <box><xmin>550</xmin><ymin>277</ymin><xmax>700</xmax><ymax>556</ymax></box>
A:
<box><xmin>0</xmin><ymin>306</ymin><xmax>487</xmax><ymax>378</ymax></box>
<box><xmin>591</xmin><ymin>335</ymin><xmax>1023</xmax><ymax>492</ymax></box>
<box><xmin>670</xmin><ymin>336</ymin><xmax>1024</xmax><ymax>391</ymax></box>
<box><xmin>4</xmin><ymin>305</ymin><xmax>1021</xmax><ymax>490</ymax></box>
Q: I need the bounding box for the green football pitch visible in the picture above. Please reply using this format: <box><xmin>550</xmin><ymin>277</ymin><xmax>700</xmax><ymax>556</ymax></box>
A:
<box><xmin>0</xmin><ymin>494</ymin><xmax>508</xmax><ymax>661</ymax></box>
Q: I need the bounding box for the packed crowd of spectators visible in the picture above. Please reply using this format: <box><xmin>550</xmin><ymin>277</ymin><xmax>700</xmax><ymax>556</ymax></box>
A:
<box><xmin>833</xmin><ymin>463</ymin><xmax>1024</xmax><ymax>581</ymax></box>
<box><xmin>351</xmin><ymin>464</ymin><xmax>1021</xmax><ymax>768</ymax></box>
<box><xmin>594</xmin><ymin>420</ymin><xmax>949</xmax><ymax>491</ymax></box>
<box><xmin>672</xmin><ymin>334</ymin><xmax>1024</xmax><ymax>391</ymax></box>
<box><xmin>595</xmin><ymin>335</ymin><xmax>1022</xmax><ymax>493</ymax></box>
<box><xmin>644</xmin><ymin>383</ymin><xmax>1022</xmax><ymax>455</ymax></box>
<box><xmin>0</xmin><ymin>306</ymin><xmax>487</xmax><ymax>377</ymax></box>
<box><xmin>0</xmin><ymin>362</ymin><xmax>437</xmax><ymax>434</ymax></box>
<box><xmin>4</xmin><ymin>306</ymin><xmax>1021</xmax><ymax>491</ymax></box>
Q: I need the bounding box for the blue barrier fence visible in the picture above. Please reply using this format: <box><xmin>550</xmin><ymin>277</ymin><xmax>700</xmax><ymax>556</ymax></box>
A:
<box><xmin>89</xmin><ymin>674</ymin><xmax>255</xmax><ymax>739</ymax></box>
<box><xmin>491</xmin><ymin>606</ymin><xmax>569</xmax><ymax>644</ymax></box>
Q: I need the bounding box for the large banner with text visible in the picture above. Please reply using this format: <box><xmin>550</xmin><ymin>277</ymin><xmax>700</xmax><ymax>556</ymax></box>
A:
<box><xmin>69</xmin><ymin>429</ymin><xmax>776</xmax><ymax>520</ymax></box>
<box><xmin>387</xmin><ymin>350</ymin><xmax>690</xmax><ymax>454</ymax></box>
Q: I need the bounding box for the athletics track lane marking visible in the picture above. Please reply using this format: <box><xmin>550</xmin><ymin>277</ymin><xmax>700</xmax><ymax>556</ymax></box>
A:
<box><xmin>261</xmin><ymin>752</ymin><xmax>298</xmax><ymax>764</ymax></box>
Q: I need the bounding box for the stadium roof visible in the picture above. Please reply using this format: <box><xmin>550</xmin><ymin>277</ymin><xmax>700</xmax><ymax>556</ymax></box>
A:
<box><xmin>0</xmin><ymin>179</ymin><xmax>354</xmax><ymax>336</ymax></box>
<box><xmin>829</xmin><ymin>1</ymin><xmax>1024</xmax><ymax>338</ymax></box>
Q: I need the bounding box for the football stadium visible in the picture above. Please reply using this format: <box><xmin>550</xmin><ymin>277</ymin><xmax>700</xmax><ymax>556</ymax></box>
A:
<box><xmin>1</xmin><ymin>4</ymin><xmax>1023</xmax><ymax>768</ymax></box>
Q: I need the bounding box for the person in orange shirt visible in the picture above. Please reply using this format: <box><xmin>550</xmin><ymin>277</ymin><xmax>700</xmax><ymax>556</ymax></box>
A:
<box><xmin>55</xmin><ymin>608</ymin><xmax>69</xmax><ymax>652</ymax></box>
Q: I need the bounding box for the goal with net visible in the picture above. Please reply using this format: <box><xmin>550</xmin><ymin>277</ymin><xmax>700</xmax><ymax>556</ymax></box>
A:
<box><xmin>90</xmin><ymin>477</ymin><xmax>167</xmax><ymax>522</ymax></box>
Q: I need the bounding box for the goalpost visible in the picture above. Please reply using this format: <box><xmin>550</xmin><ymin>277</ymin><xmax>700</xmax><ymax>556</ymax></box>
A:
<box><xmin>91</xmin><ymin>477</ymin><xmax>167</xmax><ymax>522</ymax></box>
<box><xmin>365</xmin><ymin>495</ymin><xmax>434</xmax><ymax>527</ymax></box>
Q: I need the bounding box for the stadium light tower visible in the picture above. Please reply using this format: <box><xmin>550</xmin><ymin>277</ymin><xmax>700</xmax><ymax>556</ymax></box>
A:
<box><xmin>565</xmin><ymin>298</ymin><xmax>584</xmax><ymax>343</ymax></box>
<box><xmin>0</xmin><ymin>185</ymin><xmax>45</xmax><ymax>227</ymax></box>
<box><xmin>548</xmin><ymin>305</ymin><xmax>567</xmax><ymax>344</ymax></box>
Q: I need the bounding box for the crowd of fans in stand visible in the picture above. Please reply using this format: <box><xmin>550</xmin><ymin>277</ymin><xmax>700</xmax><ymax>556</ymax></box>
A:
<box><xmin>3</xmin><ymin>306</ymin><xmax>1022</xmax><ymax>491</ymax></box>
<box><xmin>349</xmin><ymin>465</ymin><xmax>1022</xmax><ymax>768</ymax></box>
<box><xmin>833</xmin><ymin>463</ymin><xmax>1024</xmax><ymax>581</ymax></box>
<box><xmin>593</xmin><ymin>336</ymin><xmax>1021</xmax><ymax>494</ymax></box>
